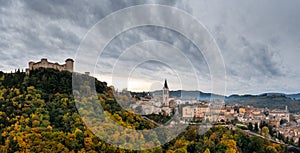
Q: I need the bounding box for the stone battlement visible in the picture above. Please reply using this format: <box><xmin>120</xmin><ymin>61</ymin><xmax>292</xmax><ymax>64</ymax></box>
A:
<box><xmin>25</xmin><ymin>58</ymin><xmax>74</xmax><ymax>75</ymax></box>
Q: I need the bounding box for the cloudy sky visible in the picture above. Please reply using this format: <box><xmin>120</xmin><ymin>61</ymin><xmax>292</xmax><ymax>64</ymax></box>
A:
<box><xmin>1</xmin><ymin>0</ymin><xmax>300</xmax><ymax>95</ymax></box>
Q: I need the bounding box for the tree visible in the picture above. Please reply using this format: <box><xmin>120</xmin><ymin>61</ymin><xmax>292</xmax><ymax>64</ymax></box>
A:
<box><xmin>174</xmin><ymin>148</ymin><xmax>187</xmax><ymax>153</ymax></box>
<box><xmin>280</xmin><ymin>119</ymin><xmax>288</xmax><ymax>125</ymax></box>
<box><xmin>204</xmin><ymin>148</ymin><xmax>210</xmax><ymax>153</ymax></box>
<box><xmin>187</xmin><ymin>142</ymin><xmax>204</xmax><ymax>153</ymax></box>
<box><xmin>185</xmin><ymin>126</ymin><xmax>198</xmax><ymax>141</ymax></box>
<box><xmin>266</xmin><ymin>146</ymin><xmax>279</xmax><ymax>153</ymax></box>
<box><xmin>248</xmin><ymin>122</ymin><xmax>253</xmax><ymax>131</ymax></box>
<box><xmin>268</xmin><ymin>125</ymin><xmax>274</xmax><ymax>137</ymax></box>
<box><xmin>248</xmin><ymin>137</ymin><xmax>264</xmax><ymax>152</ymax></box>
<box><xmin>222</xmin><ymin>139</ymin><xmax>237</xmax><ymax>153</ymax></box>
<box><xmin>262</xmin><ymin>126</ymin><xmax>270</xmax><ymax>138</ymax></box>
<box><xmin>254</xmin><ymin>122</ymin><xmax>259</xmax><ymax>132</ymax></box>
<box><xmin>234</xmin><ymin>132</ymin><xmax>250</xmax><ymax>152</ymax></box>
<box><xmin>0</xmin><ymin>68</ymin><xmax>290</xmax><ymax>152</ymax></box>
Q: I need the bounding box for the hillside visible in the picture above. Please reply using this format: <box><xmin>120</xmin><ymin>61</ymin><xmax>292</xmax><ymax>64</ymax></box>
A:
<box><xmin>0</xmin><ymin>69</ymin><xmax>289</xmax><ymax>152</ymax></box>
<box><xmin>286</xmin><ymin>93</ymin><xmax>300</xmax><ymax>100</ymax></box>
<box><xmin>226</xmin><ymin>94</ymin><xmax>300</xmax><ymax>113</ymax></box>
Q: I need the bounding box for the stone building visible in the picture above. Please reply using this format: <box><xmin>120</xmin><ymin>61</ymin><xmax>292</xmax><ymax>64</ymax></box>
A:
<box><xmin>26</xmin><ymin>58</ymin><xmax>74</xmax><ymax>75</ymax></box>
<box><xmin>269</xmin><ymin>106</ymin><xmax>290</xmax><ymax>123</ymax></box>
<box><xmin>180</xmin><ymin>104</ymin><xmax>195</xmax><ymax>121</ymax></box>
<box><xmin>180</xmin><ymin>104</ymin><xmax>210</xmax><ymax>121</ymax></box>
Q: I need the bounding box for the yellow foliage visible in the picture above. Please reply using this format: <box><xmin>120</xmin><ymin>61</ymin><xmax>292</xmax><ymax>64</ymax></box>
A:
<box><xmin>47</xmin><ymin>125</ymin><xmax>53</xmax><ymax>131</ymax></box>
<box><xmin>166</xmin><ymin>150</ymin><xmax>175</xmax><ymax>153</ymax></box>
<box><xmin>174</xmin><ymin>139</ymin><xmax>188</xmax><ymax>149</ymax></box>
<box><xmin>204</xmin><ymin>148</ymin><xmax>211</xmax><ymax>153</ymax></box>
<box><xmin>222</xmin><ymin>139</ymin><xmax>237</xmax><ymax>153</ymax></box>
<box><xmin>78</xmin><ymin>148</ymin><xmax>87</xmax><ymax>153</ymax></box>
<box><xmin>75</xmin><ymin>128</ymin><xmax>83</xmax><ymax>134</ymax></box>
<box><xmin>67</xmin><ymin>133</ymin><xmax>76</xmax><ymax>141</ymax></box>
<box><xmin>84</xmin><ymin>137</ymin><xmax>93</xmax><ymax>151</ymax></box>
<box><xmin>16</xmin><ymin>136</ymin><xmax>27</xmax><ymax>148</ymax></box>
<box><xmin>26</xmin><ymin>86</ymin><xmax>35</xmax><ymax>92</ymax></box>
<box><xmin>25</xmin><ymin>118</ymin><xmax>30</xmax><ymax>124</ymax></box>
<box><xmin>32</xmin><ymin>120</ymin><xmax>40</xmax><ymax>127</ymax></box>
<box><xmin>225</xmin><ymin>148</ymin><xmax>236</xmax><ymax>153</ymax></box>
<box><xmin>13</xmin><ymin>88</ymin><xmax>20</xmax><ymax>95</ymax></box>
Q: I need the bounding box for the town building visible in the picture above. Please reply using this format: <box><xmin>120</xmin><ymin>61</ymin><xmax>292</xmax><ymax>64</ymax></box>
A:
<box><xmin>269</xmin><ymin>106</ymin><xmax>290</xmax><ymax>123</ymax></box>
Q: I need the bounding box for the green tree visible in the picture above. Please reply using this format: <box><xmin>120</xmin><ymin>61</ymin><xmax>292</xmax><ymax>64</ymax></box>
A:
<box><xmin>248</xmin><ymin>122</ymin><xmax>253</xmax><ymax>131</ymax></box>
<box><xmin>254</xmin><ymin>122</ymin><xmax>259</xmax><ymax>132</ymax></box>
<box><xmin>262</xmin><ymin>126</ymin><xmax>270</xmax><ymax>138</ymax></box>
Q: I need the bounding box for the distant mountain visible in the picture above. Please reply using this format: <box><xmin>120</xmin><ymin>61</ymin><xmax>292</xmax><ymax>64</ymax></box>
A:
<box><xmin>226</xmin><ymin>93</ymin><xmax>300</xmax><ymax>113</ymax></box>
<box><xmin>151</xmin><ymin>90</ymin><xmax>225</xmax><ymax>101</ymax></box>
<box><xmin>286</xmin><ymin>93</ymin><xmax>300</xmax><ymax>100</ymax></box>
<box><xmin>259</xmin><ymin>93</ymin><xmax>286</xmax><ymax>97</ymax></box>
<box><xmin>151</xmin><ymin>90</ymin><xmax>300</xmax><ymax>113</ymax></box>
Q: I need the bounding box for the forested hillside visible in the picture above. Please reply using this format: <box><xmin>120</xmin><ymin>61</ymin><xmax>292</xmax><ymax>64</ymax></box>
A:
<box><xmin>226</xmin><ymin>94</ymin><xmax>300</xmax><ymax>113</ymax></box>
<box><xmin>0</xmin><ymin>69</ymin><xmax>288</xmax><ymax>152</ymax></box>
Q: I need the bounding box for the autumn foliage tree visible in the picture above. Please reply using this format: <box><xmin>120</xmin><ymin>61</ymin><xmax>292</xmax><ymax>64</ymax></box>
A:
<box><xmin>0</xmin><ymin>69</ymin><xmax>289</xmax><ymax>152</ymax></box>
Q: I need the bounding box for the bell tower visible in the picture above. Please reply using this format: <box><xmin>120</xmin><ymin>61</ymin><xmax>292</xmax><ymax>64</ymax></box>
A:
<box><xmin>163</xmin><ymin>79</ymin><xmax>169</xmax><ymax>107</ymax></box>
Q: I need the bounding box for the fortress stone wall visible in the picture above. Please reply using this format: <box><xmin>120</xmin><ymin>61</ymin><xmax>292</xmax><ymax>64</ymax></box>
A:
<box><xmin>26</xmin><ymin>58</ymin><xmax>74</xmax><ymax>75</ymax></box>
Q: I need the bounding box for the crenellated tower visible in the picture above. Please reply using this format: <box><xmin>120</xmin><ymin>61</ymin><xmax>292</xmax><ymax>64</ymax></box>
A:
<box><xmin>65</xmin><ymin>58</ymin><xmax>74</xmax><ymax>72</ymax></box>
<box><xmin>26</xmin><ymin>58</ymin><xmax>74</xmax><ymax>75</ymax></box>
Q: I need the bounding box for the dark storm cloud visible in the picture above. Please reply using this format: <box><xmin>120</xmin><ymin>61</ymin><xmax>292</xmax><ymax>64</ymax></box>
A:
<box><xmin>23</xmin><ymin>0</ymin><xmax>190</xmax><ymax>28</ymax></box>
<box><xmin>0</xmin><ymin>0</ymin><xmax>299</xmax><ymax>94</ymax></box>
<box><xmin>191</xmin><ymin>0</ymin><xmax>300</xmax><ymax>94</ymax></box>
<box><xmin>96</xmin><ymin>25</ymin><xmax>210</xmax><ymax>83</ymax></box>
<box><xmin>236</xmin><ymin>35</ymin><xmax>283</xmax><ymax>77</ymax></box>
<box><xmin>0</xmin><ymin>0</ymin><xmax>190</xmax><ymax>72</ymax></box>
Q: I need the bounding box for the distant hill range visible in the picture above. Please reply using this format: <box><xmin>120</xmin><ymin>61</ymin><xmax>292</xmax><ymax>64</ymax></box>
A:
<box><xmin>151</xmin><ymin>90</ymin><xmax>300</xmax><ymax>113</ymax></box>
<box><xmin>226</xmin><ymin>93</ymin><xmax>300</xmax><ymax>113</ymax></box>
<box><xmin>286</xmin><ymin>93</ymin><xmax>300</xmax><ymax>100</ymax></box>
<box><xmin>151</xmin><ymin>90</ymin><xmax>225</xmax><ymax>101</ymax></box>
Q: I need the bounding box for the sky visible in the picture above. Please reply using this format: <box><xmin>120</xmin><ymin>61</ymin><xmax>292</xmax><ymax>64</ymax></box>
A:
<box><xmin>0</xmin><ymin>0</ymin><xmax>300</xmax><ymax>95</ymax></box>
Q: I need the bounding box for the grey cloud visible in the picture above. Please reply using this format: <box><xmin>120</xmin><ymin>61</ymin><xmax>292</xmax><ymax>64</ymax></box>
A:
<box><xmin>238</xmin><ymin>36</ymin><xmax>283</xmax><ymax>77</ymax></box>
<box><xmin>191</xmin><ymin>0</ymin><xmax>300</xmax><ymax>94</ymax></box>
<box><xmin>1</xmin><ymin>0</ymin><xmax>300</xmax><ymax>94</ymax></box>
<box><xmin>96</xmin><ymin>26</ymin><xmax>210</xmax><ymax>82</ymax></box>
<box><xmin>23</xmin><ymin>0</ymin><xmax>190</xmax><ymax>29</ymax></box>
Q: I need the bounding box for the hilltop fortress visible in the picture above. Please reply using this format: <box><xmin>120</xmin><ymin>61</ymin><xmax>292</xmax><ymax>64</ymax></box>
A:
<box><xmin>25</xmin><ymin>58</ymin><xmax>74</xmax><ymax>75</ymax></box>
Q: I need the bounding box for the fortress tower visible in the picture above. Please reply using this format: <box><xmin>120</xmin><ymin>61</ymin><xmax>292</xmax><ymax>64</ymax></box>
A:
<box><xmin>65</xmin><ymin>58</ymin><xmax>74</xmax><ymax>72</ymax></box>
<box><xmin>26</xmin><ymin>58</ymin><xmax>74</xmax><ymax>75</ymax></box>
<box><xmin>163</xmin><ymin>79</ymin><xmax>169</xmax><ymax>107</ymax></box>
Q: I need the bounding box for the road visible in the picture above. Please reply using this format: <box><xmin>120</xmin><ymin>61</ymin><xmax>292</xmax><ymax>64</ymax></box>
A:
<box><xmin>244</xmin><ymin>130</ymin><xmax>282</xmax><ymax>144</ymax></box>
<box><xmin>141</xmin><ymin>116</ymin><xmax>161</xmax><ymax>126</ymax></box>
